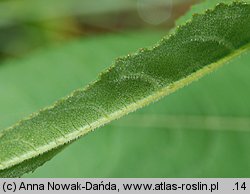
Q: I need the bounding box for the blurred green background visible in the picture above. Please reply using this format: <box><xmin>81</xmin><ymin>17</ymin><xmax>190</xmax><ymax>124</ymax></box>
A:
<box><xmin>0</xmin><ymin>0</ymin><xmax>196</xmax><ymax>61</ymax></box>
<box><xmin>0</xmin><ymin>0</ymin><xmax>250</xmax><ymax>177</ymax></box>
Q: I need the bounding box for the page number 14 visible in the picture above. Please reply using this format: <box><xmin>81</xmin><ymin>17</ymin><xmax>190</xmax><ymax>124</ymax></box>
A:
<box><xmin>234</xmin><ymin>182</ymin><xmax>246</xmax><ymax>191</ymax></box>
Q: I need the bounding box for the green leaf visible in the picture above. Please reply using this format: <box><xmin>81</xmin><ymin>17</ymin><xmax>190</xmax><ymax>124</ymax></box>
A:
<box><xmin>0</xmin><ymin>145</ymin><xmax>66</xmax><ymax>178</ymax></box>
<box><xmin>0</xmin><ymin>31</ymin><xmax>165</xmax><ymax>131</ymax></box>
<box><xmin>176</xmin><ymin>0</ymin><xmax>250</xmax><ymax>25</ymax></box>
<box><xmin>1</xmin><ymin>2</ymin><xmax>250</xmax><ymax>177</ymax></box>
<box><xmin>26</xmin><ymin>46</ymin><xmax>250</xmax><ymax>178</ymax></box>
<box><xmin>0</xmin><ymin>30</ymin><xmax>165</xmax><ymax>177</ymax></box>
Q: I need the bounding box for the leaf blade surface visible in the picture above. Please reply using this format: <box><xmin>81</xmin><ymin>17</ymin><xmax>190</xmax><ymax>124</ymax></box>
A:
<box><xmin>1</xmin><ymin>2</ymin><xmax>250</xmax><ymax>177</ymax></box>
